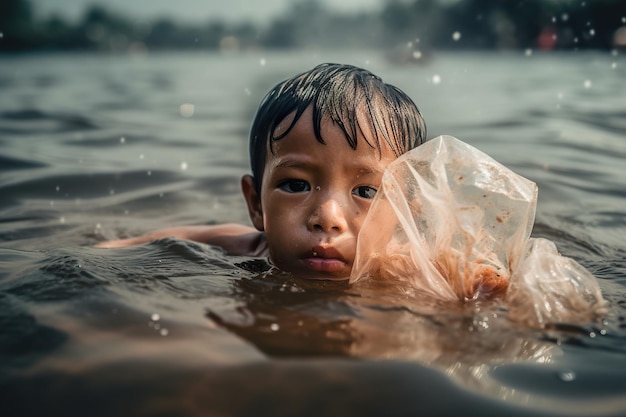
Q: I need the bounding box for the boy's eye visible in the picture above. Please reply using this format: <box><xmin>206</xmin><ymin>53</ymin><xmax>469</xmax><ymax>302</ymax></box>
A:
<box><xmin>353</xmin><ymin>185</ymin><xmax>377</xmax><ymax>199</ymax></box>
<box><xmin>279</xmin><ymin>179</ymin><xmax>311</xmax><ymax>193</ymax></box>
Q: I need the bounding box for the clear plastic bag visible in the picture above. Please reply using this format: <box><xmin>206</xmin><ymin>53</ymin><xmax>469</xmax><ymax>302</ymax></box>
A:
<box><xmin>350</xmin><ymin>135</ymin><xmax>605</xmax><ymax>325</ymax></box>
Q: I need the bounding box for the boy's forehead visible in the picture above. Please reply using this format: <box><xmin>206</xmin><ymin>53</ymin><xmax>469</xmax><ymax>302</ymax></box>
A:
<box><xmin>272</xmin><ymin>109</ymin><xmax>309</xmax><ymax>138</ymax></box>
<box><xmin>271</xmin><ymin>105</ymin><xmax>391</xmax><ymax>143</ymax></box>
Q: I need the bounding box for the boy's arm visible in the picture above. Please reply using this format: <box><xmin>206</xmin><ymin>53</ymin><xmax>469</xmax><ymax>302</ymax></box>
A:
<box><xmin>95</xmin><ymin>223</ymin><xmax>266</xmax><ymax>256</ymax></box>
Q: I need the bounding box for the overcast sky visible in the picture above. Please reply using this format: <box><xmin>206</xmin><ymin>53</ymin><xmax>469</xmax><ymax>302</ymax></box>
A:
<box><xmin>32</xmin><ymin>0</ymin><xmax>385</xmax><ymax>24</ymax></box>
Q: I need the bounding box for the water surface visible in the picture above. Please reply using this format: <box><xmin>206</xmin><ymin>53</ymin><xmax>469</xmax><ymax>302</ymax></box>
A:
<box><xmin>1</xmin><ymin>50</ymin><xmax>625</xmax><ymax>416</ymax></box>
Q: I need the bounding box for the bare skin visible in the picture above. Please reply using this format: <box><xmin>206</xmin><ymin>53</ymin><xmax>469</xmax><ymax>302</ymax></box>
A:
<box><xmin>97</xmin><ymin>107</ymin><xmax>397</xmax><ymax>281</ymax></box>
<box><xmin>95</xmin><ymin>223</ymin><xmax>267</xmax><ymax>257</ymax></box>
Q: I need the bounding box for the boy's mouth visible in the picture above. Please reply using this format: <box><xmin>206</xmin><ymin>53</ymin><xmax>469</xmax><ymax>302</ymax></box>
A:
<box><xmin>302</xmin><ymin>245</ymin><xmax>348</xmax><ymax>274</ymax></box>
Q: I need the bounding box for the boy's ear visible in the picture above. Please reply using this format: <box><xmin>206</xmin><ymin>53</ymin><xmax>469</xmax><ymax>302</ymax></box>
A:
<box><xmin>241</xmin><ymin>175</ymin><xmax>264</xmax><ymax>231</ymax></box>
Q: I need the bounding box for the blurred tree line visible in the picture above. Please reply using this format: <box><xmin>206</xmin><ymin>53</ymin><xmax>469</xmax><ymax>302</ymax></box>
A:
<box><xmin>1</xmin><ymin>0</ymin><xmax>625</xmax><ymax>53</ymax></box>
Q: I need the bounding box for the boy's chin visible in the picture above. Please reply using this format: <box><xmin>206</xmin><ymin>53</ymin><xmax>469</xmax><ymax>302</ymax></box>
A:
<box><xmin>300</xmin><ymin>274</ymin><xmax>350</xmax><ymax>282</ymax></box>
<box><xmin>269</xmin><ymin>260</ymin><xmax>352</xmax><ymax>281</ymax></box>
<box><xmin>270</xmin><ymin>257</ymin><xmax>352</xmax><ymax>281</ymax></box>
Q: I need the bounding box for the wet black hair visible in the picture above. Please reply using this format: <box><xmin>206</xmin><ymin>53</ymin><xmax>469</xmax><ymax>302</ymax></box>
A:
<box><xmin>248</xmin><ymin>63</ymin><xmax>426</xmax><ymax>192</ymax></box>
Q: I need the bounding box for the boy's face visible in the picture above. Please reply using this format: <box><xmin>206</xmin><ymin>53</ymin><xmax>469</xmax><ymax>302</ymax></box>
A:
<box><xmin>243</xmin><ymin>107</ymin><xmax>397</xmax><ymax>280</ymax></box>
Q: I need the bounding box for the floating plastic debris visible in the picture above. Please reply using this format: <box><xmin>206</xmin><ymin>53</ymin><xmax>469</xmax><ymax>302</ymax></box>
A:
<box><xmin>351</xmin><ymin>136</ymin><xmax>606</xmax><ymax>326</ymax></box>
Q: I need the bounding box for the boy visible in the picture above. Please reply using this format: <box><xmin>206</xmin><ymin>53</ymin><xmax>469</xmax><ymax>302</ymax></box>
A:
<box><xmin>97</xmin><ymin>63</ymin><xmax>427</xmax><ymax>281</ymax></box>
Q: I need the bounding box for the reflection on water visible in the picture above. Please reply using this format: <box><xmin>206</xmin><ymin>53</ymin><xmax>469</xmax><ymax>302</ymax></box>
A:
<box><xmin>1</xmin><ymin>50</ymin><xmax>626</xmax><ymax>416</ymax></box>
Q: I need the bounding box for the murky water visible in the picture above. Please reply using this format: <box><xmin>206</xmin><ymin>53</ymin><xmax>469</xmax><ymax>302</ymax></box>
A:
<box><xmin>1</xmin><ymin>50</ymin><xmax>625</xmax><ymax>416</ymax></box>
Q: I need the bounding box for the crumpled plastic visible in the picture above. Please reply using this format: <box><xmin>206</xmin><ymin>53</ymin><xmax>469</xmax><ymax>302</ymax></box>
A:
<box><xmin>350</xmin><ymin>135</ymin><xmax>606</xmax><ymax>326</ymax></box>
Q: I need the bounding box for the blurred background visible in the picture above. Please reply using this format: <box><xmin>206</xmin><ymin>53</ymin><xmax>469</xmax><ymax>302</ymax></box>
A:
<box><xmin>2</xmin><ymin>0</ymin><xmax>626</xmax><ymax>55</ymax></box>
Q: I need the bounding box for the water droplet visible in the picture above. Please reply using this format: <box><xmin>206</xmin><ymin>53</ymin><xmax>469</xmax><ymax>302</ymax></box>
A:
<box><xmin>561</xmin><ymin>13</ymin><xmax>569</xmax><ymax>22</ymax></box>
<box><xmin>160</xmin><ymin>328</ymin><xmax>169</xmax><ymax>336</ymax></box>
<box><xmin>260</xmin><ymin>58</ymin><xmax>266</xmax><ymax>66</ymax></box>
<box><xmin>56</xmin><ymin>186</ymin><xmax>60</xmax><ymax>192</ymax></box>
<box><xmin>312</xmin><ymin>251</ymin><xmax>318</xmax><ymax>256</ymax></box>
<box><xmin>525</xmin><ymin>48</ymin><xmax>533</xmax><ymax>56</ymax></box>
<box><xmin>589</xmin><ymin>331</ymin><xmax>596</xmax><ymax>338</ymax></box>
<box><xmin>270</xmin><ymin>323</ymin><xmax>279</xmax><ymax>331</ymax></box>
<box><xmin>59</xmin><ymin>217</ymin><xmax>66</xmax><ymax>224</ymax></box>
<box><xmin>557</xmin><ymin>92</ymin><xmax>564</xmax><ymax>100</ymax></box>
<box><xmin>180</xmin><ymin>161</ymin><xmax>188</xmax><ymax>171</ymax></box>
<box><xmin>147</xmin><ymin>170</ymin><xmax>152</xmax><ymax>176</ymax></box>
<box><xmin>612</xmin><ymin>62</ymin><xmax>617</xmax><ymax>69</ymax></box>
<box><xmin>139</xmin><ymin>153</ymin><xmax>144</xmax><ymax>159</ymax></box>
<box><xmin>244</xmin><ymin>87</ymin><xmax>251</xmax><ymax>96</ymax></box>
<box><xmin>412</xmin><ymin>50</ymin><xmax>422</xmax><ymax>60</ymax></box>
<box><xmin>583</xmin><ymin>80</ymin><xmax>592</xmax><ymax>89</ymax></box>
<box><xmin>151</xmin><ymin>313</ymin><xmax>160</xmax><ymax>321</ymax></box>
<box><xmin>558</xmin><ymin>370</ymin><xmax>576</xmax><ymax>382</ymax></box>
<box><xmin>179</xmin><ymin>103</ymin><xmax>194</xmax><ymax>118</ymax></box>
<box><xmin>432</xmin><ymin>74</ymin><xmax>441</xmax><ymax>85</ymax></box>
<box><xmin>0</xmin><ymin>32</ymin><xmax>3</xmax><ymax>39</ymax></box>
<box><xmin>589</xmin><ymin>29</ymin><xmax>595</xmax><ymax>36</ymax></box>
<box><xmin>452</xmin><ymin>31</ymin><xmax>461</xmax><ymax>41</ymax></box>
<box><xmin>622</xmin><ymin>17</ymin><xmax>626</xmax><ymax>23</ymax></box>
<box><xmin>120</xmin><ymin>136</ymin><xmax>126</xmax><ymax>144</ymax></box>
<box><xmin>315</xmin><ymin>186</ymin><xmax>321</xmax><ymax>191</ymax></box>
<box><xmin>600</xmin><ymin>329</ymin><xmax>607</xmax><ymax>335</ymax></box>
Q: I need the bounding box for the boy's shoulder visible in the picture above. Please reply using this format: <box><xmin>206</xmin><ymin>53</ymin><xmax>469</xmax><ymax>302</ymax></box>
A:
<box><xmin>96</xmin><ymin>223</ymin><xmax>267</xmax><ymax>257</ymax></box>
<box><xmin>203</xmin><ymin>223</ymin><xmax>268</xmax><ymax>257</ymax></box>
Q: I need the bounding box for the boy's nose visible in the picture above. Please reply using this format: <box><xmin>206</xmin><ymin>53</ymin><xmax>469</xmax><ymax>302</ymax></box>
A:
<box><xmin>307</xmin><ymin>195</ymin><xmax>348</xmax><ymax>233</ymax></box>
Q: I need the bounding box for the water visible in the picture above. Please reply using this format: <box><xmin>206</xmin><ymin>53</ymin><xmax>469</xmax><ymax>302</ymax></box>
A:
<box><xmin>1</xmin><ymin>50</ymin><xmax>625</xmax><ymax>417</ymax></box>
